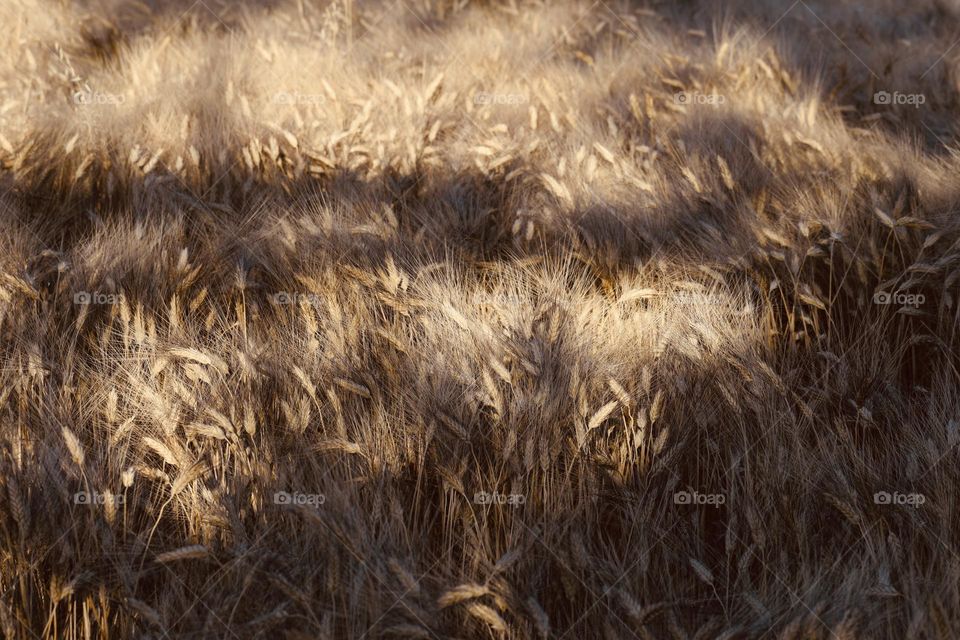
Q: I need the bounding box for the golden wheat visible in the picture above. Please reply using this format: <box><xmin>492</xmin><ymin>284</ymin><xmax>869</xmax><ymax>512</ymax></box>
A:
<box><xmin>0</xmin><ymin>0</ymin><xmax>958</xmax><ymax>638</ymax></box>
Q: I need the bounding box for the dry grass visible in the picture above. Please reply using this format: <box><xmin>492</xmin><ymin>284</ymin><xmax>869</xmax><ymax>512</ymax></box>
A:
<box><xmin>1</xmin><ymin>0</ymin><xmax>960</xmax><ymax>637</ymax></box>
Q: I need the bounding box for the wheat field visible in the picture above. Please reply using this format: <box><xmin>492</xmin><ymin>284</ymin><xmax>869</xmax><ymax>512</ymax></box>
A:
<box><xmin>0</xmin><ymin>0</ymin><xmax>959</xmax><ymax>637</ymax></box>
